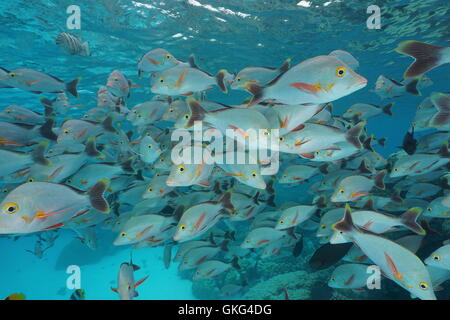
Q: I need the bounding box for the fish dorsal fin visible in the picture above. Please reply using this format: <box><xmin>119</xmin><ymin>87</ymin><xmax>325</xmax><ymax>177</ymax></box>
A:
<box><xmin>362</xmin><ymin>198</ymin><xmax>375</xmax><ymax>211</ymax></box>
<box><xmin>188</xmin><ymin>55</ymin><xmax>198</xmax><ymax>69</ymax></box>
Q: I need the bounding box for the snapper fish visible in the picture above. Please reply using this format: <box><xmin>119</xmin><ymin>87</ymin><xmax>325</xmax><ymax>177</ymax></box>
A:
<box><xmin>279</xmin><ymin>164</ymin><xmax>320</xmax><ymax>184</ymax></box>
<box><xmin>111</xmin><ymin>255</ymin><xmax>149</xmax><ymax>300</ymax></box>
<box><xmin>275</xmin><ymin>205</ymin><xmax>317</xmax><ymax>230</ymax></box>
<box><xmin>328</xmin><ymin>263</ymin><xmax>371</xmax><ymax>289</ymax></box>
<box><xmin>55</xmin><ymin>32</ymin><xmax>90</xmax><ymax>56</ymax></box>
<box><xmin>0</xmin><ymin>179</ymin><xmax>109</xmax><ymax>234</ymax></box>
<box><xmin>230</xmin><ymin>59</ymin><xmax>290</xmax><ymax>90</ymax></box>
<box><xmin>240</xmin><ymin>227</ymin><xmax>287</xmax><ymax>249</ymax></box>
<box><xmin>0</xmin><ymin>105</ymin><xmax>47</xmax><ymax>125</ymax></box>
<box><xmin>343</xmin><ymin>102</ymin><xmax>394</xmax><ymax>120</ymax></box>
<box><xmin>151</xmin><ymin>62</ymin><xmax>228</xmax><ymax>96</ymax></box>
<box><xmin>372</xmin><ymin>75</ymin><xmax>423</xmax><ymax>99</ymax></box>
<box><xmin>332</xmin><ymin>205</ymin><xmax>436</xmax><ymax>300</ymax></box>
<box><xmin>0</xmin><ymin>68</ymin><xmax>80</xmax><ymax>97</ymax></box>
<box><xmin>173</xmin><ymin>193</ymin><xmax>234</xmax><ymax>243</ymax></box>
<box><xmin>193</xmin><ymin>257</ymin><xmax>240</xmax><ymax>280</ymax></box>
<box><xmin>0</xmin><ymin>141</ymin><xmax>50</xmax><ymax>177</ymax></box>
<box><xmin>178</xmin><ymin>244</ymin><xmax>225</xmax><ymax>271</ymax></box>
<box><xmin>331</xmin><ymin>170</ymin><xmax>386</xmax><ymax>202</ymax></box>
<box><xmin>278</xmin><ymin>121</ymin><xmax>365</xmax><ymax>155</ymax></box>
<box><xmin>106</xmin><ymin>70</ymin><xmax>140</xmax><ymax>99</ymax></box>
<box><xmin>390</xmin><ymin>143</ymin><xmax>450</xmax><ymax>178</ymax></box>
<box><xmin>137</xmin><ymin>48</ymin><xmax>181</xmax><ymax>78</ymax></box>
<box><xmin>245</xmin><ymin>55</ymin><xmax>367</xmax><ymax>106</ymax></box>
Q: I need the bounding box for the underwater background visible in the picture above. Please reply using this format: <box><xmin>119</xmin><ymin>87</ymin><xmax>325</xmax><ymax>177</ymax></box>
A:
<box><xmin>0</xmin><ymin>0</ymin><xmax>449</xmax><ymax>300</ymax></box>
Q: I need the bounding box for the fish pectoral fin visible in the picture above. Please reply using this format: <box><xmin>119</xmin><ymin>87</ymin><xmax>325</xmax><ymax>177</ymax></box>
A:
<box><xmin>135</xmin><ymin>275</ymin><xmax>150</xmax><ymax>288</ymax></box>
<box><xmin>111</xmin><ymin>287</ymin><xmax>118</xmax><ymax>293</ymax></box>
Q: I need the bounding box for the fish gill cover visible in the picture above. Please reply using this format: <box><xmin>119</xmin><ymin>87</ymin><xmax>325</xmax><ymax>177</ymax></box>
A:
<box><xmin>0</xmin><ymin>0</ymin><xmax>449</xmax><ymax>301</ymax></box>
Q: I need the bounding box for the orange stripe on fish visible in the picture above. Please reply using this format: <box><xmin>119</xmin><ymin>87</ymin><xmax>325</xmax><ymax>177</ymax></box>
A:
<box><xmin>344</xmin><ymin>274</ymin><xmax>355</xmax><ymax>286</ymax></box>
<box><xmin>175</xmin><ymin>69</ymin><xmax>188</xmax><ymax>88</ymax></box>
<box><xmin>0</xmin><ymin>138</ymin><xmax>23</xmax><ymax>146</ymax></box>
<box><xmin>291</xmin><ymin>211</ymin><xmax>299</xmax><ymax>225</ymax></box>
<box><xmin>289</xmin><ymin>82</ymin><xmax>321</xmax><ymax>95</ymax></box>
<box><xmin>228</xmin><ymin>125</ymin><xmax>249</xmax><ymax>139</ymax></box>
<box><xmin>384</xmin><ymin>252</ymin><xmax>403</xmax><ymax>281</ymax></box>
<box><xmin>195</xmin><ymin>255</ymin><xmax>208</xmax><ymax>266</ymax></box>
<box><xmin>47</xmin><ymin>166</ymin><xmax>64</xmax><ymax>180</ymax></box>
<box><xmin>21</xmin><ymin>216</ymin><xmax>32</xmax><ymax>223</ymax></box>
<box><xmin>135</xmin><ymin>275</ymin><xmax>149</xmax><ymax>288</ymax></box>
<box><xmin>279</xmin><ymin>116</ymin><xmax>289</xmax><ymax>129</ymax></box>
<box><xmin>205</xmin><ymin>268</ymin><xmax>217</xmax><ymax>277</ymax></box>
<box><xmin>194</xmin><ymin>213</ymin><xmax>207</xmax><ymax>230</ymax></box>
<box><xmin>147</xmin><ymin>108</ymin><xmax>158</xmax><ymax>119</ymax></box>
<box><xmin>68</xmin><ymin>104</ymin><xmax>84</xmax><ymax>108</ymax></box>
<box><xmin>136</xmin><ymin>225</ymin><xmax>154</xmax><ymax>238</ymax></box>
<box><xmin>245</xmin><ymin>207</ymin><xmax>255</xmax><ymax>217</ymax></box>
<box><xmin>42</xmin><ymin>223</ymin><xmax>64</xmax><ymax>230</ymax></box>
<box><xmin>75</xmin><ymin>128</ymin><xmax>87</xmax><ymax>138</ymax></box>
<box><xmin>35</xmin><ymin>208</ymin><xmax>73</xmax><ymax>219</ymax></box>
<box><xmin>147</xmin><ymin>57</ymin><xmax>161</xmax><ymax>65</ymax></box>
<box><xmin>295</xmin><ymin>139</ymin><xmax>310</xmax><ymax>147</ymax></box>
<box><xmin>351</xmin><ymin>191</ymin><xmax>368</xmax><ymax>199</ymax></box>
<box><xmin>25</xmin><ymin>79</ymin><xmax>45</xmax><ymax>86</ymax></box>
<box><xmin>361</xmin><ymin>220</ymin><xmax>374</xmax><ymax>230</ymax></box>
<box><xmin>71</xmin><ymin>209</ymin><xmax>90</xmax><ymax>219</ymax></box>
<box><xmin>223</xmin><ymin>171</ymin><xmax>243</xmax><ymax>178</ymax></box>
<box><xmin>256</xmin><ymin>239</ymin><xmax>270</xmax><ymax>246</ymax></box>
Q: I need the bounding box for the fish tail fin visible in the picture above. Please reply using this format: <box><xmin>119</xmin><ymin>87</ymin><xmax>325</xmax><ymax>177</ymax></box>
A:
<box><xmin>245</xmin><ymin>83</ymin><xmax>265</xmax><ymax>107</ymax></box>
<box><xmin>85</xmin><ymin>136</ymin><xmax>104</xmax><ymax>159</ymax></box>
<box><xmin>39</xmin><ymin>118</ymin><xmax>57</xmax><ymax>141</ymax></box>
<box><xmin>378</xmin><ymin>137</ymin><xmax>387</xmax><ymax>147</ymax></box>
<box><xmin>279</xmin><ymin>58</ymin><xmax>291</xmax><ymax>73</ymax></box>
<box><xmin>172</xmin><ymin>205</ymin><xmax>185</xmax><ymax>222</ymax></box>
<box><xmin>405</xmin><ymin>79</ymin><xmax>420</xmax><ymax>96</ymax></box>
<box><xmin>231</xmin><ymin>255</ymin><xmax>241</xmax><ymax>270</ymax></box>
<box><xmin>430</xmin><ymin>93</ymin><xmax>450</xmax><ymax>127</ymax></box>
<box><xmin>88</xmin><ymin>178</ymin><xmax>110</xmax><ymax>213</ymax></box>
<box><xmin>82</xmin><ymin>42</ymin><xmax>90</xmax><ymax>56</ymax></box>
<box><xmin>220</xmin><ymin>239</ymin><xmax>229</xmax><ymax>252</ymax></box>
<box><xmin>186</xmin><ymin>98</ymin><xmax>206</xmax><ymax>128</ymax></box>
<box><xmin>32</xmin><ymin>141</ymin><xmax>51</xmax><ymax>166</ymax></box>
<box><xmin>395</xmin><ymin>41</ymin><xmax>445</xmax><ymax>78</ymax></box>
<box><xmin>363</xmin><ymin>135</ymin><xmax>375</xmax><ymax>152</ymax></box>
<box><xmin>399</xmin><ymin>207</ymin><xmax>426</xmax><ymax>235</ymax></box>
<box><xmin>120</xmin><ymin>156</ymin><xmax>135</xmax><ymax>173</ymax></box>
<box><xmin>267</xmin><ymin>194</ymin><xmax>276</xmax><ymax>207</ymax></box>
<box><xmin>391</xmin><ymin>189</ymin><xmax>404</xmax><ymax>204</ymax></box>
<box><xmin>215</xmin><ymin>69</ymin><xmax>228</xmax><ymax>94</ymax></box>
<box><xmin>374</xmin><ymin>169</ymin><xmax>387</xmax><ymax>190</ymax></box>
<box><xmin>438</xmin><ymin>141</ymin><xmax>450</xmax><ymax>158</ymax></box>
<box><xmin>102</xmin><ymin>115</ymin><xmax>116</xmax><ymax>133</ymax></box>
<box><xmin>66</xmin><ymin>77</ymin><xmax>81</xmax><ymax>98</ymax></box>
<box><xmin>358</xmin><ymin>160</ymin><xmax>372</xmax><ymax>174</ymax></box>
<box><xmin>219</xmin><ymin>191</ymin><xmax>234</xmax><ymax>212</ymax></box>
<box><xmin>345</xmin><ymin>121</ymin><xmax>365</xmax><ymax>149</ymax></box>
<box><xmin>333</xmin><ymin>204</ymin><xmax>355</xmax><ymax>233</ymax></box>
<box><xmin>382</xmin><ymin>102</ymin><xmax>394</xmax><ymax>116</ymax></box>
<box><xmin>314</xmin><ymin>195</ymin><xmax>327</xmax><ymax>209</ymax></box>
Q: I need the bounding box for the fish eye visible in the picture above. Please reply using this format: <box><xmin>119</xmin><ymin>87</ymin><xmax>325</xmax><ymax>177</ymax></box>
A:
<box><xmin>427</xmin><ymin>207</ymin><xmax>432</xmax><ymax>212</ymax></box>
<box><xmin>347</xmin><ymin>109</ymin><xmax>352</xmax><ymax>113</ymax></box>
<box><xmin>178</xmin><ymin>164</ymin><xmax>186</xmax><ymax>173</ymax></box>
<box><xmin>393</xmin><ymin>168</ymin><xmax>398</xmax><ymax>172</ymax></box>
<box><xmin>237</xmin><ymin>78</ymin><xmax>241</xmax><ymax>82</ymax></box>
<box><xmin>169</xmin><ymin>108</ymin><xmax>174</xmax><ymax>113</ymax></box>
<box><xmin>28</xmin><ymin>178</ymin><xmax>34</xmax><ymax>183</ymax></box>
<box><xmin>147</xmin><ymin>144</ymin><xmax>153</xmax><ymax>149</ymax></box>
<box><xmin>336</xmin><ymin>67</ymin><xmax>346</xmax><ymax>78</ymax></box>
<box><xmin>279</xmin><ymin>219</ymin><xmax>284</xmax><ymax>224</ymax></box>
<box><xmin>315</xmin><ymin>151</ymin><xmax>320</xmax><ymax>155</ymax></box>
<box><xmin>120</xmin><ymin>232</ymin><xmax>126</xmax><ymax>237</ymax></box>
<box><xmin>338</xmin><ymin>188</ymin><xmax>345</xmax><ymax>194</ymax></box>
<box><xmin>114</xmin><ymin>78</ymin><xmax>119</xmax><ymax>82</ymax></box>
<box><xmin>67</xmin><ymin>178</ymin><xmax>72</xmax><ymax>184</ymax></box>
<box><xmin>279</xmin><ymin>136</ymin><xmax>284</xmax><ymax>142</ymax></box>
<box><xmin>250</xmin><ymin>171</ymin><xmax>257</xmax><ymax>178</ymax></box>
<box><xmin>9</xmin><ymin>73</ymin><xmax>16</xmax><ymax>78</ymax></box>
<box><xmin>321</xmin><ymin>224</ymin><xmax>326</xmax><ymax>229</ymax></box>
<box><xmin>282</xmin><ymin>174</ymin><xmax>287</xmax><ymax>178</ymax></box>
<box><xmin>184</xmin><ymin>114</ymin><xmax>190</xmax><ymax>119</ymax></box>
<box><xmin>418</xmin><ymin>282</ymin><xmax>429</xmax><ymax>290</ymax></box>
<box><xmin>3</xmin><ymin>202</ymin><xmax>19</xmax><ymax>214</ymax></box>
<box><xmin>179</xmin><ymin>224</ymin><xmax>187</xmax><ymax>231</ymax></box>
<box><xmin>63</xmin><ymin>129</ymin><xmax>70</xmax><ymax>134</ymax></box>
<box><xmin>159</xmin><ymin>78</ymin><xmax>164</xmax><ymax>83</ymax></box>
<box><xmin>48</xmin><ymin>149</ymin><xmax>54</xmax><ymax>153</ymax></box>
<box><xmin>160</xmin><ymin>157</ymin><xmax>165</xmax><ymax>162</ymax></box>
<box><xmin>245</xmin><ymin>239</ymin><xmax>250</xmax><ymax>243</ymax></box>
<box><xmin>166</xmin><ymin>55</ymin><xmax>171</xmax><ymax>59</ymax></box>
<box><xmin>262</xmin><ymin>129</ymin><xmax>270</xmax><ymax>136</ymax></box>
<box><xmin>432</xmin><ymin>254</ymin><xmax>441</xmax><ymax>261</ymax></box>
<box><xmin>148</xmin><ymin>186</ymin><xmax>153</xmax><ymax>192</ymax></box>
<box><xmin>2</xmin><ymin>188</ymin><xmax>8</xmax><ymax>193</ymax></box>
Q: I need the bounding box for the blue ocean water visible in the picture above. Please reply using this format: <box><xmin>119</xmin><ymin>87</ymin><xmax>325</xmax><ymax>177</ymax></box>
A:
<box><xmin>0</xmin><ymin>0</ymin><xmax>449</xmax><ymax>300</ymax></box>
